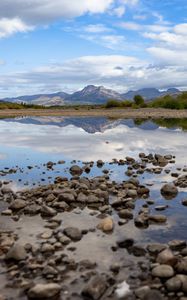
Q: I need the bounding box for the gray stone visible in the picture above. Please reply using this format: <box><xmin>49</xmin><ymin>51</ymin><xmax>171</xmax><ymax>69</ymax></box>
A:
<box><xmin>82</xmin><ymin>275</ymin><xmax>107</xmax><ymax>300</ymax></box>
<box><xmin>169</xmin><ymin>240</ymin><xmax>186</xmax><ymax>250</ymax></box>
<box><xmin>148</xmin><ymin>214</ymin><xmax>167</xmax><ymax>223</ymax></box>
<box><xmin>161</xmin><ymin>184</ymin><xmax>178</xmax><ymax>198</ymax></box>
<box><xmin>143</xmin><ymin>290</ymin><xmax>164</xmax><ymax>300</ymax></box>
<box><xmin>176</xmin><ymin>258</ymin><xmax>187</xmax><ymax>274</ymax></box>
<box><xmin>118</xmin><ymin>209</ymin><xmax>133</xmax><ymax>219</ymax></box>
<box><xmin>135</xmin><ymin>286</ymin><xmax>150</xmax><ymax>299</ymax></box>
<box><xmin>6</xmin><ymin>243</ymin><xmax>27</xmax><ymax>261</ymax></box>
<box><xmin>156</xmin><ymin>248</ymin><xmax>177</xmax><ymax>266</ymax></box>
<box><xmin>147</xmin><ymin>243</ymin><xmax>167</xmax><ymax>255</ymax></box>
<box><xmin>41</xmin><ymin>205</ymin><xmax>56</xmax><ymax>217</ymax></box>
<box><xmin>9</xmin><ymin>199</ymin><xmax>26</xmax><ymax>210</ymax></box>
<box><xmin>152</xmin><ymin>264</ymin><xmax>174</xmax><ymax>278</ymax></box>
<box><xmin>28</xmin><ymin>283</ymin><xmax>61</xmax><ymax>299</ymax></box>
<box><xmin>70</xmin><ymin>165</ymin><xmax>83</xmax><ymax>175</ymax></box>
<box><xmin>165</xmin><ymin>276</ymin><xmax>182</xmax><ymax>292</ymax></box>
<box><xmin>64</xmin><ymin>227</ymin><xmax>82</xmax><ymax>241</ymax></box>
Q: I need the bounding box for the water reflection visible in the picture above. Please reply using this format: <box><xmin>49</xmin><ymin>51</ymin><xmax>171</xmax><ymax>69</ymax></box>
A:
<box><xmin>0</xmin><ymin>117</ymin><xmax>187</xmax><ymax>164</ymax></box>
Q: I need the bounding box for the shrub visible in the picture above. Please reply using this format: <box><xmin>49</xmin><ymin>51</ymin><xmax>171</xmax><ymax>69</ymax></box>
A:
<box><xmin>133</xmin><ymin>95</ymin><xmax>145</xmax><ymax>106</ymax></box>
<box><xmin>105</xmin><ymin>99</ymin><xmax>122</xmax><ymax>108</ymax></box>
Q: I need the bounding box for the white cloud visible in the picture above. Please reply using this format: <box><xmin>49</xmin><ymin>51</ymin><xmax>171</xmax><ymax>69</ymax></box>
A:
<box><xmin>143</xmin><ymin>21</ymin><xmax>187</xmax><ymax>68</ymax></box>
<box><xmin>119</xmin><ymin>21</ymin><xmax>171</xmax><ymax>33</ymax></box>
<box><xmin>0</xmin><ymin>0</ymin><xmax>140</xmax><ymax>37</ymax></box>
<box><xmin>2</xmin><ymin>54</ymin><xmax>187</xmax><ymax>96</ymax></box>
<box><xmin>0</xmin><ymin>0</ymin><xmax>139</xmax><ymax>26</ymax></box>
<box><xmin>174</xmin><ymin>23</ymin><xmax>187</xmax><ymax>35</ymax></box>
<box><xmin>84</xmin><ymin>24</ymin><xmax>111</xmax><ymax>33</ymax></box>
<box><xmin>0</xmin><ymin>17</ymin><xmax>33</xmax><ymax>38</ymax></box>
<box><xmin>113</xmin><ymin>6</ymin><xmax>126</xmax><ymax>17</ymax></box>
<box><xmin>0</xmin><ymin>0</ymin><xmax>114</xmax><ymax>23</ymax></box>
<box><xmin>119</xmin><ymin>21</ymin><xmax>141</xmax><ymax>30</ymax></box>
<box><xmin>79</xmin><ymin>34</ymin><xmax>127</xmax><ymax>50</ymax></box>
<box><xmin>147</xmin><ymin>47</ymin><xmax>187</xmax><ymax>66</ymax></box>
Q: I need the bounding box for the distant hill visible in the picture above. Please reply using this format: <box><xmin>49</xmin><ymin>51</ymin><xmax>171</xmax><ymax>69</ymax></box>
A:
<box><xmin>122</xmin><ymin>88</ymin><xmax>180</xmax><ymax>101</ymax></box>
<box><xmin>0</xmin><ymin>85</ymin><xmax>181</xmax><ymax>106</ymax></box>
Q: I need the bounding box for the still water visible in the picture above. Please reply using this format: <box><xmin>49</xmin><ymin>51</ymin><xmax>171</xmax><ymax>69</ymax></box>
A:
<box><xmin>0</xmin><ymin>116</ymin><xmax>187</xmax><ymax>242</ymax></box>
<box><xmin>0</xmin><ymin>116</ymin><xmax>187</xmax><ymax>185</ymax></box>
<box><xmin>1</xmin><ymin>117</ymin><xmax>187</xmax><ymax>299</ymax></box>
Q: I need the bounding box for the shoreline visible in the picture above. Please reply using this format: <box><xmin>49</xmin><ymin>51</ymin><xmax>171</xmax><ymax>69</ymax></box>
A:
<box><xmin>0</xmin><ymin>107</ymin><xmax>187</xmax><ymax>118</ymax></box>
<box><xmin>1</xmin><ymin>154</ymin><xmax>187</xmax><ymax>299</ymax></box>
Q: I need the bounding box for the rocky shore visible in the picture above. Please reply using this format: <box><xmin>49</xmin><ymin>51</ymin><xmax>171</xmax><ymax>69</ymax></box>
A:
<box><xmin>0</xmin><ymin>153</ymin><xmax>187</xmax><ymax>299</ymax></box>
<box><xmin>0</xmin><ymin>108</ymin><xmax>187</xmax><ymax>119</ymax></box>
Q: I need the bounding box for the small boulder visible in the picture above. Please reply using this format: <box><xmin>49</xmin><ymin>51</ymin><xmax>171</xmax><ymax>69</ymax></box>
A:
<box><xmin>64</xmin><ymin>227</ymin><xmax>82</xmax><ymax>241</ymax></box>
<box><xmin>152</xmin><ymin>264</ymin><xmax>174</xmax><ymax>278</ymax></box>
<box><xmin>28</xmin><ymin>283</ymin><xmax>61</xmax><ymax>299</ymax></box>
<box><xmin>6</xmin><ymin>243</ymin><xmax>27</xmax><ymax>261</ymax></box>
<box><xmin>97</xmin><ymin>217</ymin><xmax>114</xmax><ymax>233</ymax></box>
<box><xmin>82</xmin><ymin>275</ymin><xmax>107</xmax><ymax>300</ymax></box>
<box><xmin>161</xmin><ymin>184</ymin><xmax>178</xmax><ymax>199</ymax></box>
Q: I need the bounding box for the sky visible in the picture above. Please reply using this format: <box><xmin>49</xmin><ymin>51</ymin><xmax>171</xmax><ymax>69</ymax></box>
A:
<box><xmin>0</xmin><ymin>0</ymin><xmax>187</xmax><ymax>97</ymax></box>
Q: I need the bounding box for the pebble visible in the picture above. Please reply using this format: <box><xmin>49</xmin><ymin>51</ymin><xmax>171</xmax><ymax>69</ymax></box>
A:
<box><xmin>97</xmin><ymin>217</ymin><xmax>114</xmax><ymax>232</ymax></box>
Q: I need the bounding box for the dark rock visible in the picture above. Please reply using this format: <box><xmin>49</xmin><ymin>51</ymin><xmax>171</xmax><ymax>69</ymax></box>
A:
<box><xmin>143</xmin><ymin>290</ymin><xmax>164</xmax><ymax>300</ymax></box>
<box><xmin>168</xmin><ymin>239</ymin><xmax>186</xmax><ymax>250</ymax></box>
<box><xmin>165</xmin><ymin>276</ymin><xmax>182</xmax><ymax>292</ymax></box>
<box><xmin>118</xmin><ymin>209</ymin><xmax>133</xmax><ymax>219</ymax></box>
<box><xmin>70</xmin><ymin>165</ymin><xmax>83</xmax><ymax>176</ymax></box>
<box><xmin>82</xmin><ymin>275</ymin><xmax>107</xmax><ymax>300</ymax></box>
<box><xmin>161</xmin><ymin>184</ymin><xmax>178</xmax><ymax>199</ymax></box>
<box><xmin>63</xmin><ymin>227</ymin><xmax>82</xmax><ymax>241</ymax></box>
<box><xmin>117</xmin><ymin>238</ymin><xmax>134</xmax><ymax>248</ymax></box>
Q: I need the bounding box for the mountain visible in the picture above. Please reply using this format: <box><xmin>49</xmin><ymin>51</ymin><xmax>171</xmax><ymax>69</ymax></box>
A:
<box><xmin>65</xmin><ymin>85</ymin><xmax>123</xmax><ymax>104</ymax></box>
<box><xmin>0</xmin><ymin>85</ymin><xmax>181</xmax><ymax>106</ymax></box>
<box><xmin>122</xmin><ymin>88</ymin><xmax>180</xmax><ymax>101</ymax></box>
<box><xmin>2</xmin><ymin>92</ymin><xmax>69</xmax><ymax>106</ymax></box>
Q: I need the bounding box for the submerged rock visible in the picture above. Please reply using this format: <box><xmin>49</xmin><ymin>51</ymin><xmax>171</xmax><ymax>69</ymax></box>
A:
<box><xmin>82</xmin><ymin>275</ymin><xmax>107</xmax><ymax>300</ymax></box>
<box><xmin>97</xmin><ymin>217</ymin><xmax>114</xmax><ymax>232</ymax></box>
<box><xmin>6</xmin><ymin>243</ymin><xmax>27</xmax><ymax>261</ymax></box>
<box><xmin>63</xmin><ymin>227</ymin><xmax>82</xmax><ymax>241</ymax></box>
<box><xmin>160</xmin><ymin>184</ymin><xmax>178</xmax><ymax>198</ymax></box>
<box><xmin>28</xmin><ymin>283</ymin><xmax>61</xmax><ymax>299</ymax></box>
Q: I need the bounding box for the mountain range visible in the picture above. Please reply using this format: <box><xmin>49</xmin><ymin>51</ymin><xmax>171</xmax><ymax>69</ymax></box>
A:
<box><xmin>1</xmin><ymin>85</ymin><xmax>181</xmax><ymax>106</ymax></box>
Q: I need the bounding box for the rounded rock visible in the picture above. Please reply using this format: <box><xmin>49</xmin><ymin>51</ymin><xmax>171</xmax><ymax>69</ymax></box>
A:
<box><xmin>152</xmin><ymin>264</ymin><xmax>174</xmax><ymax>278</ymax></box>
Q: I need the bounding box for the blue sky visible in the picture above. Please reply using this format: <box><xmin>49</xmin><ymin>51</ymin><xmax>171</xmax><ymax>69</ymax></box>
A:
<box><xmin>0</xmin><ymin>0</ymin><xmax>187</xmax><ymax>97</ymax></box>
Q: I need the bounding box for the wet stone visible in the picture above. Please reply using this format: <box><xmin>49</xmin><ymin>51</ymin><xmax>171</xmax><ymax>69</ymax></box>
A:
<box><xmin>143</xmin><ymin>290</ymin><xmax>164</xmax><ymax>300</ymax></box>
<box><xmin>165</xmin><ymin>276</ymin><xmax>182</xmax><ymax>292</ymax></box>
<box><xmin>168</xmin><ymin>239</ymin><xmax>186</xmax><ymax>250</ymax></box>
<box><xmin>97</xmin><ymin>217</ymin><xmax>114</xmax><ymax>232</ymax></box>
<box><xmin>156</xmin><ymin>248</ymin><xmax>178</xmax><ymax>266</ymax></box>
<box><xmin>152</xmin><ymin>264</ymin><xmax>174</xmax><ymax>278</ymax></box>
<box><xmin>6</xmin><ymin>243</ymin><xmax>27</xmax><ymax>261</ymax></box>
<box><xmin>82</xmin><ymin>275</ymin><xmax>107</xmax><ymax>300</ymax></box>
<box><xmin>117</xmin><ymin>238</ymin><xmax>134</xmax><ymax>249</ymax></box>
<box><xmin>28</xmin><ymin>283</ymin><xmax>61</xmax><ymax>299</ymax></box>
<box><xmin>161</xmin><ymin>184</ymin><xmax>178</xmax><ymax>199</ymax></box>
<box><xmin>63</xmin><ymin>227</ymin><xmax>82</xmax><ymax>241</ymax></box>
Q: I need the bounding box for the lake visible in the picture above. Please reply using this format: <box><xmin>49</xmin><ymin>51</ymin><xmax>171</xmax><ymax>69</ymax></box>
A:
<box><xmin>1</xmin><ymin>116</ymin><xmax>187</xmax><ymax>299</ymax></box>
